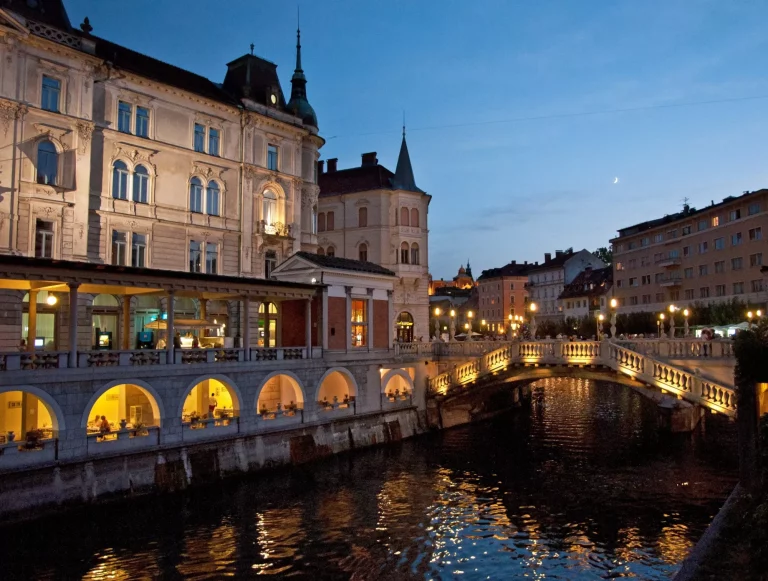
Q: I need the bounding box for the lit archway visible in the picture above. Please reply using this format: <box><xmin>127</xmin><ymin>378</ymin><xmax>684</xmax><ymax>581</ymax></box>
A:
<box><xmin>0</xmin><ymin>386</ymin><xmax>63</xmax><ymax>443</ymax></box>
<box><xmin>256</xmin><ymin>371</ymin><xmax>305</xmax><ymax>415</ymax></box>
<box><xmin>82</xmin><ymin>380</ymin><xmax>163</xmax><ymax>434</ymax></box>
<box><xmin>180</xmin><ymin>375</ymin><xmax>241</xmax><ymax>422</ymax></box>
<box><xmin>381</xmin><ymin>368</ymin><xmax>414</xmax><ymax>397</ymax></box>
<box><xmin>316</xmin><ymin>367</ymin><xmax>358</xmax><ymax>405</ymax></box>
<box><xmin>396</xmin><ymin>311</ymin><xmax>414</xmax><ymax>343</ymax></box>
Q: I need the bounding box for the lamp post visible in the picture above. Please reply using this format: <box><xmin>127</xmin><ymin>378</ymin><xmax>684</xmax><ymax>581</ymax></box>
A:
<box><xmin>507</xmin><ymin>313</ymin><xmax>514</xmax><ymax>341</ymax></box>
<box><xmin>668</xmin><ymin>304</ymin><xmax>677</xmax><ymax>338</ymax></box>
<box><xmin>747</xmin><ymin>310</ymin><xmax>754</xmax><ymax>329</ymax></box>
<box><xmin>467</xmin><ymin>310</ymin><xmax>474</xmax><ymax>341</ymax></box>
<box><xmin>449</xmin><ymin>309</ymin><xmax>456</xmax><ymax>342</ymax></box>
<box><xmin>597</xmin><ymin>313</ymin><xmax>605</xmax><ymax>340</ymax></box>
<box><xmin>529</xmin><ymin>302</ymin><xmax>538</xmax><ymax>339</ymax></box>
<box><xmin>658</xmin><ymin>312</ymin><xmax>665</xmax><ymax>338</ymax></box>
<box><xmin>609</xmin><ymin>298</ymin><xmax>618</xmax><ymax>338</ymax></box>
<box><xmin>683</xmin><ymin>308</ymin><xmax>690</xmax><ymax>337</ymax></box>
<box><xmin>433</xmin><ymin>307</ymin><xmax>441</xmax><ymax>342</ymax></box>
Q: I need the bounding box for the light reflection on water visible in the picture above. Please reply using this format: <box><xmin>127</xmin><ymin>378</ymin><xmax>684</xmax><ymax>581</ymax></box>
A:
<box><xmin>1</xmin><ymin>378</ymin><xmax>737</xmax><ymax>580</ymax></box>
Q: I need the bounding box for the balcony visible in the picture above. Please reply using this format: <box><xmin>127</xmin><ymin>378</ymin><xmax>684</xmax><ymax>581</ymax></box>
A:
<box><xmin>257</xmin><ymin>220</ymin><xmax>293</xmax><ymax>241</ymax></box>
<box><xmin>655</xmin><ymin>255</ymin><xmax>681</xmax><ymax>267</ymax></box>
<box><xmin>659</xmin><ymin>277</ymin><xmax>682</xmax><ymax>287</ymax></box>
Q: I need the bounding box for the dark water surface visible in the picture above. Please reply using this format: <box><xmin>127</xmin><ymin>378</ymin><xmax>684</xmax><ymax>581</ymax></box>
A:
<box><xmin>2</xmin><ymin>378</ymin><xmax>738</xmax><ymax>580</ymax></box>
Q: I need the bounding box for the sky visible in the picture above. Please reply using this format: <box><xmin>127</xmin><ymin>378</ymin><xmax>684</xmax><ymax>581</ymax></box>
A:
<box><xmin>63</xmin><ymin>0</ymin><xmax>768</xmax><ymax>279</ymax></box>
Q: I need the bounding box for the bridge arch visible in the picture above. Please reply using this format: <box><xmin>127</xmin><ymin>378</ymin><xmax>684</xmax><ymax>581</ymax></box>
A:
<box><xmin>0</xmin><ymin>385</ymin><xmax>66</xmax><ymax>436</ymax></box>
<box><xmin>381</xmin><ymin>368</ymin><xmax>414</xmax><ymax>396</ymax></box>
<box><xmin>179</xmin><ymin>374</ymin><xmax>242</xmax><ymax>420</ymax></box>
<box><xmin>81</xmin><ymin>379</ymin><xmax>164</xmax><ymax>429</ymax></box>
<box><xmin>315</xmin><ymin>367</ymin><xmax>358</xmax><ymax>404</ymax></box>
<box><xmin>255</xmin><ymin>371</ymin><xmax>306</xmax><ymax>414</ymax></box>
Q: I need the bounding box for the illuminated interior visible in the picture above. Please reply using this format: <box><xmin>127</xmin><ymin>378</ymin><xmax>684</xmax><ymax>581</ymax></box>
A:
<box><xmin>182</xmin><ymin>378</ymin><xmax>238</xmax><ymax>421</ymax></box>
<box><xmin>258</xmin><ymin>374</ymin><xmax>304</xmax><ymax>413</ymax></box>
<box><xmin>0</xmin><ymin>390</ymin><xmax>55</xmax><ymax>443</ymax></box>
<box><xmin>317</xmin><ymin>371</ymin><xmax>356</xmax><ymax>403</ymax></box>
<box><xmin>86</xmin><ymin>384</ymin><xmax>159</xmax><ymax>432</ymax></box>
<box><xmin>383</xmin><ymin>374</ymin><xmax>413</xmax><ymax>396</ymax></box>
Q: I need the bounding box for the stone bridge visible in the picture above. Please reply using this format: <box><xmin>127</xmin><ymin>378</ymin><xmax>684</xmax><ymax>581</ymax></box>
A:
<box><xmin>395</xmin><ymin>338</ymin><xmax>738</xmax><ymax>418</ymax></box>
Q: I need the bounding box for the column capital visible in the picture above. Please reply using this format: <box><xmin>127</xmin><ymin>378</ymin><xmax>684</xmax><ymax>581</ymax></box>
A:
<box><xmin>386</xmin><ymin>289</ymin><xmax>393</xmax><ymax>298</ymax></box>
<box><xmin>367</xmin><ymin>288</ymin><xmax>374</xmax><ymax>296</ymax></box>
<box><xmin>345</xmin><ymin>286</ymin><xmax>353</xmax><ymax>295</ymax></box>
<box><xmin>67</xmin><ymin>282</ymin><xmax>81</xmax><ymax>290</ymax></box>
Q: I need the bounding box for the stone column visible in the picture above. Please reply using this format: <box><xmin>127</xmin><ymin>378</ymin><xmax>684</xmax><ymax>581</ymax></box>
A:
<box><xmin>321</xmin><ymin>288</ymin><xmax>329</xmax><ymax>351</ymax></box>
<box><xmin>122</xmin><ymin>295</ymin><xmax>131</xmax><ymax>350</ymax></box>
<box><xmin>387</xmin><ymin>290</ymin><xmax>394</xmax><ymax>348</ymax></box>
<box><xmin>305</xmin><ymin>298</ymin><xmax>313</xmax><ymax>358</ymax></box>
<box><xmin>27</xmin><ymin>290</ymin><xmax>38</xmax><ymax>352</ymax></box>
<box><xmin>68</xmin><ymin>283</ymin><xmax>79</xmax><ymax>367</ymax></box>
<box><xmin>166</xmin><ymin>290</ymin><xmax>175</xmax><ymax>364</ymax></box>
<box><xmin>263</xmin><ymin>302</ymin><xmax>271</xmax><ymax>348</ymax></box>
<box><xmin>199</xmin><ymin>298</ymin><xmax>208</xmax><ymax>320</ymax></box>
<box><xmin>243</xmin><ymin>296</ymin><xmax>250</xmax><ymax>359</ymax></box>
<box><xmin>345</xmin><ymin>286</ymin><xmax>352</xmax><ymax>352</ymax></box>
<box><xmin>367</xmin><ymin>288</ymin><xmax>374</xmax><ymax>352</ymax></box>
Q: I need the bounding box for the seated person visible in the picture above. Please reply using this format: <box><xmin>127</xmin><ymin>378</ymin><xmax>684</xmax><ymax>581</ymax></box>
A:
<box><xmin>98</xmin><ymin>415</ymin><xmax>111</xmax><ymax>434</ymax></box>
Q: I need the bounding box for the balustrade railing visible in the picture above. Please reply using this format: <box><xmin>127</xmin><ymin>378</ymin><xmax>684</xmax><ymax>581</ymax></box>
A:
<box><xmin>559</xmin><ymin>341</ymin><xmax>601</xmax><ymax>359</ymax></box>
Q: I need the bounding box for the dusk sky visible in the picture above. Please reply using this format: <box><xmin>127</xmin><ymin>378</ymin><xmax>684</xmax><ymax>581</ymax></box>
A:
<box><xmin>65</xmin><ymin>0</ymin><xmax>768</xmax><ymax>279</ymax></box>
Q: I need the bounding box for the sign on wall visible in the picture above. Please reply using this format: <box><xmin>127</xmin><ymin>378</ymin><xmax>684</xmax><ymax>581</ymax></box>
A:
<box><xmin>7</xmin><ymin>401</ymin><xmax>21</xmax><ymax>409</ymax></box>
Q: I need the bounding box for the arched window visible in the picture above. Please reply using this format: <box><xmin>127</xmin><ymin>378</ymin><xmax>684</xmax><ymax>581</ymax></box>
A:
<box><xmin>410</xmin><ymin>242</ymin><xmax>419</xmax><ymax>265</ymax></box>
<box><xmin>358</xmin><ymin>207</ymin><xmax>368</xmax><ymax>227</ymax></box>
<box><xmin>410</xmin><ymin>208</ymin><xmax>419</xmax><ymax>228</ymax></box>
<box><xmin>263</xmin><ymin>190</ymin><xmax>277</xmax><ymax>225</ymax></box>
<box><xmin>317</xmin><ymin>246</ymin><xmax>325</xmax><ymax>256</ymax></box>
<box><xmin>112</xmin><ymin>160</ymin><xmax>129</xmax><ymax>200</ymax></box>
<box><xmin>37</xmin><ymin>140</ymin><xmax>58</xmax><ymax>185</ymax></box>
<box><xmin>206</xmin><ymin>180</ymin><xmax>220</xmax><ymax>216</ymax></box>
<box><xmin>400</xmin><ymin>207</ymin><xmax>410</xmax><ymax>226</ymax></box>
<box><xmin>358</xmin><ymin>243</ymin><xmax>368</xmax><ymax>262</ymax></box>
<box><xmin>326</xmin><ymin>211</ymin><xmax>335</xmax><ymax>231</ymax></box>
<box><xmin>133</xmin><ymin>165</ymin><xmax>149</xmax><ymax>203</ymax></box>
<box><xmin>327</xmin><ymin>246</ymin><xmax>335</xmax><ymax>258</ymax></box>
<box><xmin>317</xmin><ymin>212</ymin><xmax>326</xmax><ymax>232</ymax></box>
<box><xmin>400</xmin><ymin>242</ymin><xmax>409</xmax><ymax>264</ymax></box>
<box><xmin>189</xmin><ymin>177</ymin><xmax>203</xmax><ymax>213</ymax></box>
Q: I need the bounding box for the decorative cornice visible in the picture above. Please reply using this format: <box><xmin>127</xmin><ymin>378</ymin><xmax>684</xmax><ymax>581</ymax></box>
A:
<box><xmin>76</xmin><ymin>121</ymin><xmax>94</xmax><ymax>156</ymax></box>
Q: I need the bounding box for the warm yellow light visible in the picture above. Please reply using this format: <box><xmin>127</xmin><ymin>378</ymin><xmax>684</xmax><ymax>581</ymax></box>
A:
<box><xmin>449</xmin><ymin>309</ymin><xmax>455</xmax><ymax>317</ymax></box>
<box><xmin>683</xmin><ymin>308</ymin><xmax>689</xmax><ymax>317</ymax></box>
<box><xmin>464</xmin><ymin>323</ymin><xmax>469</xmax><ymax>330</ymax></box>
<box><xmin>46</xmin><ymin>294</ymin><xmax>57</xmax><ymax>306</ymax></box>
<box><xmin>434</xmin><ymin>307</ymin><xmax>441</xmax><ymax>316</ymax></box>
<box><xmin>481</xmin><ymin>319</ymin><xmax>486</xmax><ymax>326</ymax></box>
<box><xmin>468</xmin><ymin>311</ymin><xmax>473</xmax><ymax>319</ymax></box>
<box><xmin>598</xmin><ymin>314</ymin><xmax>605</xmax><ymax>321</ymax></box>
<box><xmin>508</xmin><ymin>314</ymin><xmax>513</xmax><ymax>321</ymax></box>
<box><xmin>668</xmin><ymin>304</ymin><xmax>676</xmax><ymax>313</ymax></box>
<box><xmin>530</xmin><ymin>303</ymin><xmax>537</xmax><ymax>312</ymax></box>
<box><xmin>659</xmin><ymin>313</ymin><xmax>665</xmax><ymax>320</ymax></box>
<box><xmin>758</xmin><ymin>310</ymin><xmax>763</xmax><ymax>317</ymax></box>
<box><xmin>610</xmin><ymin>298</ymin><xmax>618</xmax><ymax>309</ymax></box>
<box><xmin>747</xmin><ymin>311</ymin><xmax>753</xmax><ymax>319</ymax></box>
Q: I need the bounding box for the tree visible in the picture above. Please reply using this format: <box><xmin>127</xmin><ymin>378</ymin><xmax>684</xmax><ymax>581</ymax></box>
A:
<box><xmin>593</xmin><ymin>247</ymin><xmax>613</xmax><ymax>265</ymax></box>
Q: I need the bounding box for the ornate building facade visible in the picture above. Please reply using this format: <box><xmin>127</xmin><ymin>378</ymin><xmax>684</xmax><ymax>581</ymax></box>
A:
<box><xmin>316</xmin><ymin>135</ymin><xmax>431</xmax><ymax>342</ymax></box>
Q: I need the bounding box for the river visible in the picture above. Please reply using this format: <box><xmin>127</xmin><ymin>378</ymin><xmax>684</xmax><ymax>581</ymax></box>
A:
<box><xmin>1</xmin><ymin>377</ymin><xmax>738</xmax><ymax>580</ymax></box>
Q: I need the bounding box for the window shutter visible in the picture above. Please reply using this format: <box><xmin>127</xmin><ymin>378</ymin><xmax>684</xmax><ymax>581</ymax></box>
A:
<box><xmin>61</xmin><ymin>148</ymin><xmax>76</xmax><ymax>190</ymax></box>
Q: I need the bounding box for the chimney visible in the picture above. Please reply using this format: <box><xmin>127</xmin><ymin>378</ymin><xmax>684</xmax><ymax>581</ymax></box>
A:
<box><xmin>555</xmin><ymin>250</ymin><xmax>563</xmax><ymax>257</ymax></box>
<box><xmin>327</xmin><ymin>158</ymin><xmax>338</xmax><ymax>173</ymax></box>
<box><xmin>361</xmin><ymin>152</ymin><xmax>378</xmax><ymax>167</ymax></box>
<box><xmin>317</xmin><ymin>160</ymin><xmax>325</xmax><ymax>175</ymax></box>
<box><xmin>511</xmin><ymin>260</ymin><xmax>516</xmax><ymax>265</ymax></box>
<box><xmin>544</xmin><ymin>253</ymin><xmax>552</xmax><ymax>262</ymax></box>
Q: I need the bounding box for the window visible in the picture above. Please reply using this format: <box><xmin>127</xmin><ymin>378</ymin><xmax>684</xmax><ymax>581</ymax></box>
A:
<box><xmin>683</xmin><ymin>246</ymin><xmax>691</xmax><ymax>257</ymax></box>
<box><xmin>351</xmin><ymin>299</ymin><xmax>368</xmax><ymax>348</ymax></box>
<box><xmin>655</xmin><ymin>272</ymin><xmax>664</xmax><ymax>283</ymax></box>
<box><xmin>616</xmin><ymin>280</ymin><xmax>623</xmax><ymax>288</ymax></box>
<box><xmin>653</xmin><ymin>233</ymin><xmax>663</xmax><ymax>243</ymax></box>
<box><xmin>752</xmin><ymin>280</ymin><xmax>764</xmax><ymax>293</ymax></box>
<box><xmin>685</xmin><ymin>289</ymin><xmax>695</xmax><ymax>300</ymax></box>
<box><xmin>715</xmin><ymin>261</ymin><xmax>725</xmax><ymax>273</ymax></box>
<box><xmin>411</xmin><ymin>243</ymin><xmax>420</xmax><ymax>265</ymax></box>
<box><xmin>358</xmin><ymin>243</ymin><xmax>368</xmax><ymax>262</ymax></box>
<box><xmin>265</xmin><ymin>250</ymin><xmax>277</xmax><ymax>278</ymax></box>
<box><xmin>642</xmin><ymin>294</ymin><xmax>651</xmax><ymax>304</ymax></box>
<box><xmin>194</xmin><ymin>124</ymin><xmax>206</xmax><ymax>153</ymax></box>
<box><xmin>189</xmin><ymin>240</ymin><xmax>202</xmax><ymax>273</ymax></box>
<box><xmin>628</xmin><ymin>241</ymin><xmax>637</xmax><ymax>250</ymax></box>
<box><xmin>118</xmin><ymin>101</ymin><xmax>132</xmax><ymax>133</ymax></box>
<box><xmin>641</xmin><ymin>237</ymin><xmax>649</xmax><ymax>247</ymax></box>
<box><xmin>700</xmin><ymin>287</ymin><xmax>710</xmax><ymax>299</ymax></box>
<box><xmin>112</xmin><ymin>160</ymin><xmax>129</xmax><ymax>200</ymax></box>
<box><xmin>733</xmin><ymin>282</ymin><xmax>744</xmax><ymax>295</ymax></box>
<box><xmin>131</xmin><ymin>233</ymin><xmax>146</xmax><ymax>268</ymax></box>
<box><xmin>749</xmin><ymin>227</ymin><xmax>762</xmax><ymax>241</ymax></box>
<box><xmin>729</xmin><ymin>209</ymin><xmax>741</xmax><ymax>221</ymax></box>
<box><xmin>668</xmin><ymin>230</ymin><xmax>678</xmax><ymax>239</ymax></box>
<box><xmin>699</xmin><ymin>264</ymin><xmax>708</xmax><ymax>276</ymax></box>
<box><xmin>698</xmin><ymin>241</ymin><xmax>708</xmax><ymax>254</ymax></box>
<box><xmin>133</xmin><ymin>165</ymin><xmax>149</xmax><ymax>203</ymax></box>
<box><xmin>410</xmin><ymin>208</ymin><xmax>419</xmax><ymax>228</ymax></box>
<box><xmin>750</xmin><ymin>253</ymin><xmax>763</xmax><ymax>267</ymax></box>
<box><xmin>205</xmin><ymin>242</ymin><xmax>218</xmax><ymax>274</ymax></box>
<box><xmin>36</xmin><ymin>140</ymin><xmax>58</xmax><ymax>185</ymax></box>
<box><xmin>628</xmin><ymin>259</ymin><xmax>637</xmax><ymax>269</ymax></box>
<box><xmin>317</xmin><ymin>213</ymin><xmax>326</xmax><ymax>232</ymax></box>
<box><xmin>731</xmin><ymin>257</ymin><xmax>743</xmax><ymax>270</ymax></box>
<box><xmin>641</xmin><ymin>256</ymin><xmax>649</xmax><ymax>266</ymax></box>
<box><xmin>510</xmin><ymin>283</ymin><xmax>515</xmax><ymax>290</ymax></box>
<box><xmin>262</xmin><ymin>190</ymin><xmax>277</xmax><ymax>225</ymax></box>
<box><xmin>317</xmin><ymin>247</ymin><xmax>325</xmax><ymax>256</ymax></box>
<box><xmin>136</xmin><ymin>106</ymin><xmax>149</xmax><ymax>138</ymax></box>
<box><xmin>208</xmin><ymin>128</ymin><xmax>220</xmax><ymax>157</ymax></box>
<box><xmin>41</xmin><ymin>75</ymin><xmax>61</xmax><ymax>112</ymax></box>
<box><xmin>684</xmin><ymin>267</ymin><xmax>694</xmax><ymax>279</ymax></box>
<box><xmin>670</xmin><ymin>290</ymin><xmax>680</xmax><ymax>301</ymax></box>
<box><xmin>189</xmin><ymin>177</ymin><xmax>203</xmax><ymax>213</ymax></box>
<box><xmin>358</xmin><ymin>207</ymin><xmax>367</xmax><ymax>228</ymax></box>
<box><xmin>698</xmin><ymin>220</ymin><xmax>707</xmax><ymax>232</ymax></box>
<box><xmin>206</xmin><ymin>181</ymin><xmax>220</xmax><ymax>216</ymax></box>
<box><xmin>400</xmin><ymin>207</ymin><xmax>410</xmax><ymax>226</ymax></box>
<box><xmin>326</xmin><ymin>211</ymin><xmax>335</xmax><ymax>231</ymax></box>
<box><xmin>326</xmin><ymin>246</ymin><xmax>335</xmax><ymax>258</ymax></box>
<box><xmin>712</xmin><ymin>216</ymin><xmax>720</xmax><ymax>227</ymax></box>
<box><xmin>748</xmin><ymin>203</ymin><xmax>761</xmax><ymax>216</ymax></box>
<box><xmin>655</xmin><ymin>292</ymin><xmax>664</xmax><ymax>302</ymax></box>
<box><xmin>715</xmin><ymin>284</ymin><xmax>726</xmax><ymax>297</ymax></box>
<box><xmin>400</xmin><ymin>242</ymin><xmax>409</xmax><ymax>264</ymax></box>
<box><xmin>629</xmin><ymin>296</ymin><xmax>638</xmax><ymax>306</ymax></box>
<box><xmin>112</xmin><ymin>231</ymin><xmax>127</xmax><ymax>266</ymax></box>
<box><xmin>714</xmin><ymin>237</ymin><xmax>724</xmax><ymax>250</ymax></box>
<box><xmin>731</xmin><ymin>232</ymin><xmax>743</xmax><ymax>246</ymax></box>
<box><xmin>682</xmin><ymin>225</ymin><xmax>691</xmax><ymax>235</ymax></box>
<box><xmin>641</xmin><ymin>275</ymin><xmax>651</xmax><ymax>285</ymax></box>
<box><xmin>34</xmin><ymin>220</ymin><xmax>54</xmax><ymax>258</ymax></box>
<box><xmin>267</xmin><ymin>144</ymin><xmax>278</xmax><ymax>170</ymax></box>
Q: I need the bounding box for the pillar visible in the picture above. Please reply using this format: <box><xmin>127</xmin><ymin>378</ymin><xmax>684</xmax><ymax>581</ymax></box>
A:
<box><xmin>166</xmin><ymin>290</ymin><xmax>175</xmax><ymax>364</ymax></box>
<box><xmin>68</xmin><ymin>283</ymin><xmax>79</xmax><ymax>367</ymax></box>
<box><xmin>243</xmin><ymin>296</ymin><xmax>250</xmax><ymax>359</ymax></box>
<box><xmin>199</xmin><ymin>298</ymin><xmax>207</xmax><ymax>320</ymax></box>
<box><xmin>305</xmin><ymin>298</ymin><xmax>312</xmax><ymax>358</ymax></box>
<box><xmin>345</xmin><ymin>286</ymin><xmax>352</xmax><ymax>352</ymax></box>
<box><xmin>27</xmin><ymin>289</ymin><xmax>38</xmax><ymax>352</ymax></box>
<box><xmin>387</xmin><ymin>290</ymin><xmax>394</xmax><ymax>348</ymax></box>
<box><xmin>122</xmin><ymin>295</ymin><xmax>131</xmax><ymax>350</ymax></box>
<box><xmin>367</xmin><ymin>288</ymin><xmax>374</xmax><ymax>352</ymax></box>
<box><xmin>263</xmin><ymin>302</ymin><xmax>271</xmax><ymax>348</ymax></box>
<box><xmin>321</xmin><ymin>288</ymin><xmax>329</xmax><ymax>350</ymax></box>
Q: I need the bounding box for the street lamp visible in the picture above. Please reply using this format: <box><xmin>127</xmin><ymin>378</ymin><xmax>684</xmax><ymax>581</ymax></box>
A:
<box><xmin>46</xmin><ymin>294</ymin><xmax>57</xmax><ymax>306</ymax></box>
<box><xmin>467</xmin><ymin>310</ymin><xmax>474</xmax><ymax>341</ymax></box>
<box><xmin>432</xmin><ymin>307</ymin><xmax>442</xmax><ymax>342</ymax></box>
<box><xmin>683</xmin><ymin>308</ymin><xmax>690</xmax><ymax>337</ymax></box>
<box><xmin>658</xmin><ymin>312</ymin><xmax>666</xmax><ymax>338</ymax></box>
<box><xmin>507</xmin><ymin>313</ymin><xmax>514</xmax><ymax>341</ymax></box>
<box><xmin>597</xmin><ymin>313</ymin><xmax>605</xmax><ymax>340</ymax></box>
<box><xmin>529</xmin><ymin>302</ymin><xmax>538</xmax><ymax>339</ymax></box>
<box><xmin>609</xmin><ymin>297</ymin><xmax>618</xmax><ymax>338</ymax></box>
<box><xmin>747</xmin><ymin>310</ymin><xmax>754</xmax><ymax>328</ymax></box>
<box><xmin>449</xmin><ymin>309</ymin><xmax>456</xmax><ymax>342</ymax></box>
<box><xmin>668</xmin><ymin>305</ymin><xmax>677</xmax><ymax>338</ymax></box>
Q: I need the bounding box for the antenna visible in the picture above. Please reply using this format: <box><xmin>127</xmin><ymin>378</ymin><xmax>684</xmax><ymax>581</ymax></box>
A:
<box><xmin>402</xmin><ymin>110</ymin><xmax>406</xmax><ymax>138</ymax></box>
<box><xmin>250</xmin><ymin>43</ymin><xmax>254</xmax><ymax>55</ymax></box>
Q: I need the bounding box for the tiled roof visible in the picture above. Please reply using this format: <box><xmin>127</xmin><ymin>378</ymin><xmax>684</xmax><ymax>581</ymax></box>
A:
<box><xmin>318</xmin><ymin>165</ymin><xmax>396</xmax><ymax>197</ymax></box>
<box><xmin>477</xmin><ymin>262</ymin><xmax>533</xmax><ymax>281</ymax></box>
<box><xmin>526</xmin><ymin>251</ymin><xmax>576</xmax><ymax>272</ymax></box>
<box><xmin>294</xmin><ymin>252</ymin><xmax>396</xmax><ymax>276</ymax></box>
<box><xmin>558</xmin><ymin>267</ymin><xmax>613</xmax><ymax>300</ymax></box>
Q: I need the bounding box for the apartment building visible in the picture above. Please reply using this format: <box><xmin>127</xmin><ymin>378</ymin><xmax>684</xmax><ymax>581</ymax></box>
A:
<box><xmin>611</xmin><ymin>190</ymin><xmax>768</xmax><ymax>313</ymax></box>
<box><xmin>559</xmin><ymin>266</ymin><xmax>613</xmax><ymax>319</ymax></box>
<box><xmin>477</xmin><ymin>261</ymin><xmax>532</xmax><ymax>333</ymax></box>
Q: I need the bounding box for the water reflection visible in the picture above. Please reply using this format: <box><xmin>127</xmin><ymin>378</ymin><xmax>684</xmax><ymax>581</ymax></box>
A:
<box><xmin>1</xmin><ymin>378</ymin><xmax>737</xmax><ymax>580</ymax></box>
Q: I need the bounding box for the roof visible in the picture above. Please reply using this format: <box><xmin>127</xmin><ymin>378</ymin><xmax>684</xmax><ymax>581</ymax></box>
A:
<box><xmin>293</xmin><ymin>252</ymin><xmax>396</xmax><ymax>276</ymax></box>
<box><xmin>1</xmin><ymin>0</ymin><xmax>71</xmax><ymax>29</ymax></box>
<box><xmin>319</xmin><ymin>165</ymin><xmax>397</xmax><ymax>197</ymax></box>
<box><xmin>527</xmin><ymin>250</ymin><xmax>577</xmax><ymax>272</ymax></box>
<box><xmin>558</xmin><ymin>267</ymin><xmax>613</xmax><ymax>300</ymax></box>
<box><xmin>613</xmin><ymin>189</ymin><xmax>768</xmax><ymax>240</ymax></box>
<box><xmin>477</xmin><ymin>261</ymin><xmax>533</xmax><ymax>281</ymax></box>
<box><xmin>391</xmin><ymin>134</ymin><xmax>423</xmax><ymax>193</ymax></box>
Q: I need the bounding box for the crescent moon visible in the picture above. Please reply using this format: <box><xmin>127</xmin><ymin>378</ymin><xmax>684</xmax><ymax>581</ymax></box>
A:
<box><xmin>613</xmin><ymin>177</ymin><xmax>619</xmax><ymax>184</ymax></box>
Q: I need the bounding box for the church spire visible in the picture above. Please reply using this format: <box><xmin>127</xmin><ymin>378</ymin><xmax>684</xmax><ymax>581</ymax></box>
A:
<box><xmin>392</xmin><ymin>130</ymin><xmax>423</xmax><ymax>193</ymax></box>
<box><xmin>287</xmin><ymin>14</ymin><xmax>318</xmax><ymax>127</ymax></box>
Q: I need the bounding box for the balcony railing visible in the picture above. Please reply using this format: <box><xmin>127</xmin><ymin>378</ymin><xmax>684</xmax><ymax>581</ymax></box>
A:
<box><xmin>659</xmin><ymin>277</ymin><xmax>682</xmax><ymax>287</ymax></box>
<box><xmin>257</xmin><ymin>220</ymin><xmax>292</xmax><ymax>239</ymax></box>
<box><xmin>655</xmin><ymin>256</ymin><xmax>681</xmax><ymax>267</ymax></box>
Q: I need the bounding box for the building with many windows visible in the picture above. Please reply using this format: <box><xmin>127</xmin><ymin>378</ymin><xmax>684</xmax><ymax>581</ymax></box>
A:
<box><xmin>316</xmin><ymin>136</ymin><xmax>431</xmax><ymax>343</ymax></box>
<box><xmin>611</xmin><ymin>190</ymin><xmax>768</xmax><ymax>313</ymax></box>
<box><xmin>559</xmin><ymin>266</ymin><xmax>613</xmax><ymax>319</ymax></box>
<box><xmin>476</xmin><ymin>261</ymin><xmax>532</xmax><ymax>334</ymax></box>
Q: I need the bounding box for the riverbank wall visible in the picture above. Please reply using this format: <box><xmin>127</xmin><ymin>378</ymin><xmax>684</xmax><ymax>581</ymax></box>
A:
<box><xmin>0</xmin><ymin>407</ymin><xmax>424</xmax><ymax>523</ymax></box>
